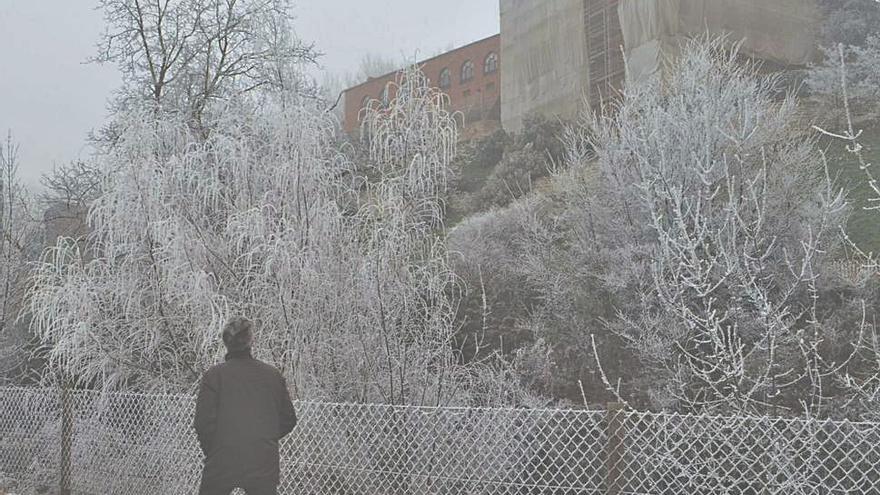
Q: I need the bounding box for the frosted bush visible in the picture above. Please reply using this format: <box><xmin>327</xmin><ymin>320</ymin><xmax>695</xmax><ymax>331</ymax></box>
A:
<box><xmin>30</xmin><ymin>65</ymin><xmax>529</xmax><ymax>407</ymax></box>
<box><xmin>510</xmin><ymin>38</ymin><xmax>869</xmax><ymax>416</ymax></box>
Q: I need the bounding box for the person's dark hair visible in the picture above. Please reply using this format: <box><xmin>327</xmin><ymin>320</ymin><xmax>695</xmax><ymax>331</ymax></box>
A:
<box><xmin>222</xmin><ymin>316</ymin><xmax>254</xmax><ymax>352</ymax></box>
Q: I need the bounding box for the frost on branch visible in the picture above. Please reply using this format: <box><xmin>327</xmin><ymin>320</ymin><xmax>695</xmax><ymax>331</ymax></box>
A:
<box><xmin>592</xmin><ymin>39</ymin><xmax>859</xmax><ymax>415</ymax></box>
<box><xmin>505</xmin><ymin>38</ymin><xmax>872</xmax><ymax>415</ymax></box>
<box><xmin>807</xmin><ymin>37</ymin><xmax>880</xmax><ymax>123</ymax></box>
<box><xmin>811</xmin><ymin>42</ymin><xmax>880</xmax><ymax>419</ymax></box>
<box><xmin>29</xmin><ymin>66</ymin><xmax>528</xmax><ymax>406</ymax></box>
<box><xmin>93</xmin><ymin>0</ymin><xmax>319</xmax><ymax>136</ymax></box>
<box><xmin>0</xmin><ymin>134</ymin><xmax>40</xmax><ymax>383</ymax></box>
<box><xmin>591</xmin><ymin>39</ymin><xmax>866</xmax><ymax>415</ymax></box>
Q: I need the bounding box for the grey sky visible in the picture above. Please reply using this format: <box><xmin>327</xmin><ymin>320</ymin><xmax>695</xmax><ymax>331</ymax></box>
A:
<box><xmin>0</xmin><ymin>1</ymin><xmax>500</xmax><ymax>188</ymax></box>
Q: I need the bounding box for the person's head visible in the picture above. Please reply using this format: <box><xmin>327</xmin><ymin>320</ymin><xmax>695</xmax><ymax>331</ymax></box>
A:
<box><xmin>222</xmin><ymin>316</ymin><xmax>254</xmax><ymax>352</ymax></box>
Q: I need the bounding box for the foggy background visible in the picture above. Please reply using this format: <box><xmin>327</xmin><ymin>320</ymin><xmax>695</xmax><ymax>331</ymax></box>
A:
<box><xmin>0</xmin><ymin>0</ymin><xmax>500</xmax><ymax>188</ymax></box>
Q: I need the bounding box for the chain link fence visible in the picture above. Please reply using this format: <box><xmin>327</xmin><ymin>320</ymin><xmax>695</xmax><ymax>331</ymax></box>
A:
<box><xmin>0</xmin><ymin>387</ymin><xmax>879</xmax><ymax>494</ymax></box>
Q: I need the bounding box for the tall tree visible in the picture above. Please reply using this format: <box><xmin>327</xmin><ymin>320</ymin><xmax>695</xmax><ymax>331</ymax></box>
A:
<box><xmin>813</xmin><ymin>41</ymin><xmax>880</xmax><ymax>420</ymax></box>
<box><xmin>817</xmin><ymin>0</ymin><xmax>880</xmax><ymax>47</ymax></box>
<box><xmin>40</xmin><ymin>0</ymin><xmax>323</xmax><ymax>267</ymax></box>
<box><xmin>0</xmin><ymin>134</ymin><xmax>41</xmax><ymax>383</ymax></box>
<box><xmin>501</xmin><ymin>39</ymin><xmax>867</xmax><ymax>416</ymax></box>
<box><xmin>94</xmin><ymin>0</ymin><xmax>319</xmax><ymax>128</ymax></box>
<box><xmin>808</xmin><ymin>0</ymin><xmax>880</xmax><ymax>121</ymax></box>
<box><xmin>29</xmin><ymin>66</ymin><xmax>532</xmax><ymax>406</ymax></box>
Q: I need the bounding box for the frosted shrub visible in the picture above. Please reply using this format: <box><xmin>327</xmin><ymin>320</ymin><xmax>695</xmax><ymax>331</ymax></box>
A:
<box><xmin>812</xmin><ymin>41</ymin><xmax>880</xmax><ymax>419</ymax></box>
<box><xmin>513</xmin><ymin>38</ymin><xmax>871</xmax><ymax>416</ymax></box>
<box><xmin>0</xmin><ymin>136</ymin><xmax>41</xmax><ymax>384</ymax></box>
<box><xmin>807</xmin><ymin>36</ymin><xmax>880</xmax><ymax>122</ymax></box>
<box><xmin>30</xmin><ymin>65</ymin><xmax>528</xmax><ymax>407</ymax></box>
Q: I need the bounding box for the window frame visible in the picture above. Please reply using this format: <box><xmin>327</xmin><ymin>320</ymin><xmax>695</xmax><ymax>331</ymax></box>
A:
<box><xmin>379</xmin><ymin>84</ymin><xmax>389</xmax><ymax>107</ymax></box>
<box><xmin>439</xmin><ymin>68</ymin><xmax>451</xmax><ymax>89</ymax></box>
<box><xmin>484</xmin><ymin>52</ymin><xmax>498</xmax><ymax>74</ymax></box>
<box><xmin>460</xmin><ymin>60</ymin><xmax>474</xmax><ymax>84</ymax></box>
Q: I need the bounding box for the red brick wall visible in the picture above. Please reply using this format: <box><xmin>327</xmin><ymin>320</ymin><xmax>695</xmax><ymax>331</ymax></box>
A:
<box><xmin>342</xmin><ymin>35</ymin><xmax>501</xmax><ymax>135</ymax></box>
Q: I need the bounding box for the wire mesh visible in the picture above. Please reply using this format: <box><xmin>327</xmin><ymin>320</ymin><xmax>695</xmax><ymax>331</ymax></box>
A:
<box><xmin>0</xmin><ymin>387</ymin><xmax>878</xmax><ymax>494</ymax></box>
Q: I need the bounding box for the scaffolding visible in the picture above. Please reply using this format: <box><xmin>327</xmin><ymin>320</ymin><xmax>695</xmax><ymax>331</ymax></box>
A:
<box><xmin>585</xmin><ymin>0</ymin><xmax>626</xmax><ymax>107</ymax></box>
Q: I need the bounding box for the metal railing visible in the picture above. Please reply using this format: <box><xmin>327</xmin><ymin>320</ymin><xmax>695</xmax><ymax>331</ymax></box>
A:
<box><xmin>0</xmin><ymin>387</ymin><xmax>879</xmax><ymax>494</ymax></box>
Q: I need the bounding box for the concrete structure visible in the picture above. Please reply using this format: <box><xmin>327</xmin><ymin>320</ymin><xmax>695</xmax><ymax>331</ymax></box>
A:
<box><xmin>344</xmin><ymin>0</ymin><xmax>821</xmax><ymax>136</ymax></box>
<box><xmin>619</xmin><ymin>0</ymin><xmax>820</xmax><ymax>83</ymax></box>
<box><xmin>500</xmin><ymin>0</ymin><xmax>821</xmax><ymax>132</ymax></box>
<box><xmin>500</xmin><ymin>0</ymin><xmax>623</xmax><ymax>132</ymax></box>
<box><xmin>342</xmin><ymin>35</ymin><xmax>501</xmax><ymax>137</ymax></box>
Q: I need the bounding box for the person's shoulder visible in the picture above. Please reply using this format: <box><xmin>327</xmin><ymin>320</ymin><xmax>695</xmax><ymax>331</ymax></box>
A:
<box><xmin>252</xmin><ymin>358</ymin><xmax>285</xmax><ymax>380</ymax></box>
<box><xmin>198</xmin><ymin>363</ymin><xmax>225</xmax><ymax>387</ymax></box>
<box><xmin>252</xmin><ymin>358</ymin><xmax>281</xmax><ymax>373</ymax></box>
<box><xmin>204</xmin><ymin>360</ymin><xmax>239</xmax><ymax>377</ymax></box>
<box><xmin>205</xmin><ymin>361</ymin><xmax>228</xmax><ymax>374</ymax></box>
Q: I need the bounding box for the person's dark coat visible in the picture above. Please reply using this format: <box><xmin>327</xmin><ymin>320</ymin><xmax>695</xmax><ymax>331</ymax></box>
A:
<box><xmin>194</xmin><ymin>349</ymin><xmax>297</xmax><ymax>493</ymax></box>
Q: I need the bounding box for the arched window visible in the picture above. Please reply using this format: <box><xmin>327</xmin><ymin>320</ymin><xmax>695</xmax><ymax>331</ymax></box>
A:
<box><xmin>484</xmin><ymin>52</ymin><xmax>498</xmax><ymax>74</ymax></box>
<box><xmin>460</xmin><ymin>60</ymin><xmax>474</xmax><ymax>83</ymax></box>
<box><xmin>379</xmin><ymin>85</ymin><xmax>389</xmax><ymax>107</ymax></box>
<box><xmin>361</xmin><ymin>95</ymin><xmax>371</xmax><ymax>109</ymax></box>
<box><xmin>439</xmin><ymin>68</ymin><xmax>451</xmax><ymax>89</ymax></box>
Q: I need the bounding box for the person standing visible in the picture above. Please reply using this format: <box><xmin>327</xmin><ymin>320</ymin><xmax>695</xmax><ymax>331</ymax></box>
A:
<box><xmin>194</xmin><ymin>317</ymin><xmax>297</xmax><ymax>495</ymax></box>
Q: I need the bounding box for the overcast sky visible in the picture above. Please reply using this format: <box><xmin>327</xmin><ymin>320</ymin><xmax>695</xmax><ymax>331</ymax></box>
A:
<box><xmin>0</xmin><ymin>1</ymin><xmax>500</xmax><ymax>188</ymax></box>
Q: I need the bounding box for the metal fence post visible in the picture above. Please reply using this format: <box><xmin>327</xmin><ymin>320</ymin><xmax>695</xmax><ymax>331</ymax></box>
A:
<box><xmin>59</xmin><ymin>384</ymin><xmax>73</xmax><ymax>495</ymax></box>
<box><xmin>604</xmin><ymin>402</ymin><xmax>625</xmax><ymax>495</ymax></box>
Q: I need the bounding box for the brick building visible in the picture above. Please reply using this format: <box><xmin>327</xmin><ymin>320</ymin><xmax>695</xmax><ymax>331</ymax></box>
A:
<box><xmin>344</xmin><ymin>0</ymin><xmax>819</xmax><ymax>136</ymax></box>
<box><xmin>342</xmin><ymin>35</ymin><xmax>501</xmax><ymax>137</ymax></box>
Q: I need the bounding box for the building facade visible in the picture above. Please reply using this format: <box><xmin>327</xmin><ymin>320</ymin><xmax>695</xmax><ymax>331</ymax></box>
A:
<box><xmin>500</xmin><ymin>0</ymin><xmax>820</xmax><ymax>132</ymax></box>
<box><xmin>618</xmin><ymin>0</ymin><xmax>819</xmax><ymax>83</ymax></box>
<box><xmin>499</xmin><ymin>0</ymin><xmax>626</xmax><ymax>133</ymax></box>
<box><xmin>342</xmin><ymin>35</ymin><xmax>501</xmax><ymax>137</ymax></box>
<box><xmin>344</xmin><ymin>0</ymin><xmax>821</xmax><ymax>137</ymax></box>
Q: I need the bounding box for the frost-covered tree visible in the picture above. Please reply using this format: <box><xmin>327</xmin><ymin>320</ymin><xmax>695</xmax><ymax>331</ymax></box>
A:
<box><xmin>814</xmin><ymin>44</ymin><xmax>880</xmax><ymax>256</ymax></box>
<box><xmin>807</xmin><ymin>37</ymin><xmax>880</xmax><ymax>121</ymax></box>
<box><xmin>33</xmin><ymin>0</ymin><xmax>536</xmax><ymax>405</ymax></box>
<box><xmin>812</xmin><ymin>43</ymin><xmax>880</xmax><ymax>420</ymax></box>
<box><xmin>41</xmin><ymin>1</ymin><xmax>321</xmax><ymax>234</ymax></box>
<box><xmin>807</xmin><ymin>1</ymin><xmax>880</xmax><ymax>253</ymax></box>
<box><xmin>601</xmin><ymin>42</ymin><xmax>857</xmax><ymax>416</ymax></box>
<box><xmin>41</xmin><ymin>160</ymin><xmax>104</xmax><ymax>256</ymax></box>
<box><xmin>500</xmin><ymin>39</ymin><xmax>869</xmax><ymax>416</ymax></box>
<box><xmin>352</xmin><ymin>53</ymin><xmax>401</xmax><ymax>83</ymax></box>
<box><xmin>817</xmin><ymin>0</ymin><xmax>880</xmax><ymax>48</ymax></box>
<box><xmin>29</xmin><ymin>65</ymin><xmax>533</xmax><ymax>406</ymax></box>
<box><xmin>42</xmin><ymin>160</ymin><xmax>104</xmax><ymax>209</ymax></box>
<box><xmin>94</xmin><ymin>0</ymin><xmax>318</xmax><ymax>127</ymax></box>
<box><xmin>0</xmin><ymin>134</ymin><xmax>42</xmax><ymax>383</ymax></box>
<box><xmin>807</xmin><ymin>0</ymin><xmax>880</xmax><ymax>121</ymax></box>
